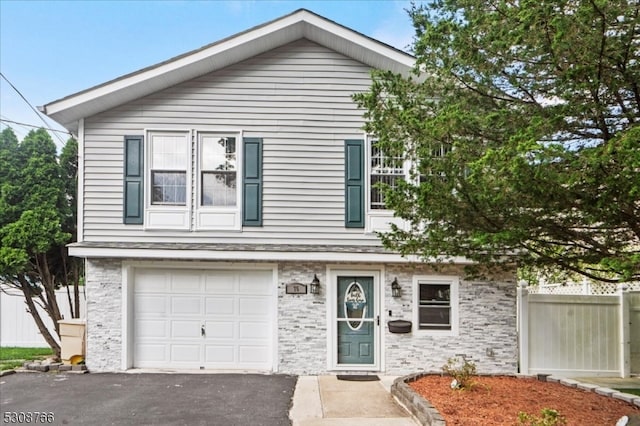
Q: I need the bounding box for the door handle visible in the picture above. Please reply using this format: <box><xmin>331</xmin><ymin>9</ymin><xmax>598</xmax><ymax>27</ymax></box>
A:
<box><xmin>377</xmin><ymin>315</ymin><xmax>380</xmax><ymax>326</ymax></box>
<box><xmin>201</xmin><ymin>324</ymin><xmax>206</xmax><ymax>337</ymax></box>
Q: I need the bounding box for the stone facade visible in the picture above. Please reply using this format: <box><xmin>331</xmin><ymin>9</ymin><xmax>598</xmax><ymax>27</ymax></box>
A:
<box><xmin>85</xmin><ymin>258</ymin><xmax>123</xmax><ymax>372</ymax></box>
<box><xmin>277</xmin><ymin>262</ymin><xmax>327</xmax><ymax>374</ymax></box>
<box><xmin>83</xmin><ymin>258</ymin><xmax>518</xmax><ymax>375</ymax></box>
<box><xmin>383</xmin><ymin>263</ymin><xmax>518</xmax><ymax>375</ymax></box>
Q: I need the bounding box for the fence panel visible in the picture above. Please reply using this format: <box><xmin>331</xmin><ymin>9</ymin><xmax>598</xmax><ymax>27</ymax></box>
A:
<box><xmin>0</xmin><ymin>288</ymin><xmax>86</xmax><ymax>347</ymax></box>
<box><xmin>630</xmin><ymin>292</ymin><xmax>640</xmax><ymax>374</ymax></box>
<box><xmin>526</xmin><ymin>293</ymin><xmax>621</xmax><ymax>377</ymax></box>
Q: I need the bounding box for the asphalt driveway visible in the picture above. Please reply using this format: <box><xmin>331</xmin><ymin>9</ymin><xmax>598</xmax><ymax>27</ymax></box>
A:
<box><xmin>0</xmin><ymin>372</ymin><xmax>297</xmax><ymax>426</ymax></box>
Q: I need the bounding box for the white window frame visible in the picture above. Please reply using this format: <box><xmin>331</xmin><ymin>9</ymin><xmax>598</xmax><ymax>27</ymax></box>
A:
<box><xmin>366</xmin><ymin>136</ymin><xmax>409</xmax><ymax>233</ymax></box>
<box><xmin>195</xmin><ymin>131</ymin><xmax>242</xmax><ymax>231</ymax></box>
<box><xmin>413</xmin><ymin>275</ymin><xmax>459</xmax><ymax>336</ymax></box>
<box><xmin>145</xmin><ymin>129</ymin><xmax>192</xmax><ymax>230</ymax></box>
<box><xmin>366</xmin><ymin>137</ymin><xmax>452</xmax><ymax>233</ymax></box>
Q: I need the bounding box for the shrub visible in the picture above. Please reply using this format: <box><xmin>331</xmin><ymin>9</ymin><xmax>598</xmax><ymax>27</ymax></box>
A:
<box><xmin>517</xmin><ymin>408</ymin><xmax>567</xmax><ymax>426</ymax></box>
<box><xmin>441</xmin><ymin>356</ymin><xmax>477</xmax><ymax>390</ymax></box>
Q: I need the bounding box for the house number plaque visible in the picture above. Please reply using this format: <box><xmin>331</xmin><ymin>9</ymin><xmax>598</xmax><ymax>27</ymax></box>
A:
<box><xmin>286</xmin><ymin>283</ymin><xmax>307</xmax><ymax>294</ymax></box>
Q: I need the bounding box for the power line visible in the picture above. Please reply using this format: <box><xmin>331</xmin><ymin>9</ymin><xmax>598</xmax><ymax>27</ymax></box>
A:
<box><xmin>0</xmin><ymin>117</ymin><xmax>72</xmax><ymax>136</ymax></box>
<box><xmin>0</xmin><ymin>72</ymin><xmax>66</xmax><ymax>145</ymax></box>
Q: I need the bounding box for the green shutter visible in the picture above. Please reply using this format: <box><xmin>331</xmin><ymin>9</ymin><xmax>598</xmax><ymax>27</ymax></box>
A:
<box><xmin>243</xmin><ymin>137</ymin><xmax>263</xmax><ymax>226</ymax></box>
<box><xmin>123</xmin><ymin>135</ymin><xmax>144</xmax><ymax>224</ymax></box>
<box><xmin>345</xmin><ymin>139</ymin><xmax>364</xmax><ymax>228</ymax></box>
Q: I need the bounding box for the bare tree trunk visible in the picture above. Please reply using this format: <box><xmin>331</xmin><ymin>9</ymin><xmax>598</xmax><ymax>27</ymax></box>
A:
<box><xmin>62</xmin><ymin>247</ymin><xmax>75</xmax><ymax>319</ymax></box>
<box><xmin>36</xmin><ymin>255</ymin><xmax>62</xmax><ymax>337</ymax></box>
<box><xmin>18</xmin><ymin>275</ymin><xmax>61</xmax><ymax>359</ymax></box>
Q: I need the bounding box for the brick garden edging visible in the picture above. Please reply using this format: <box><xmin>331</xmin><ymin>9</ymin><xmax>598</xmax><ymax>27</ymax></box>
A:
<box><xmin>391</xmin><ymin>373</ymin><xmax>640</xmax><ymax>426</ymax></box>
<box><xmin>391</xmin><ymin>373</ymin><xmax>446</xmax><ymax>426</ymax></box>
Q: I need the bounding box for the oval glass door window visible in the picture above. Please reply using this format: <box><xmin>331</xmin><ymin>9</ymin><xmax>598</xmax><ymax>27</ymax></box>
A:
<box><xmin>344</xmin><ymin>281</ymin><xmax>367</xmax><ymax>330</ymax></box>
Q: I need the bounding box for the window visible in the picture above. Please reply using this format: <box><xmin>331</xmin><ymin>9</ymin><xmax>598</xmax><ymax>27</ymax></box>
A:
<box><xmin>414</xmin><ymin>276</ymin><xmax>459</xmax><ymax>334</ymax></box>
<box><xmin>152</xmin><ymin>171</ymin><xmax>186</xmax><ymax>205</ymax></box>
<box><xmin>201</xmin><ymin>135</ymin><xmax>237</xmax><ymax>207</ymax></box>
<box><xmin>149</xmin><ymin>132</ymin><xmax>189</xmax><ymax>205</ymax></box>
<box><xmin>370</xmin><ymin>140</ymin><xmax>404</xmax><ymax>209</ymax></box>
<box><xmin>419</xmin><ymin>143</ymin><xmax>452</xmax><ymax>184</ymax></box>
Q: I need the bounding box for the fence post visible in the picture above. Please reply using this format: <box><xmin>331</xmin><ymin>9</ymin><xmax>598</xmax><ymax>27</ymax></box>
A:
<box><xmin>620</xmin><ymin>286</ymin><xmax>631</xmax><ymax>378</ymax></box>
<box><xmin>517</xmin><ymin>281</ymin><xmax>529</xmax><ymax>375</ymax></box>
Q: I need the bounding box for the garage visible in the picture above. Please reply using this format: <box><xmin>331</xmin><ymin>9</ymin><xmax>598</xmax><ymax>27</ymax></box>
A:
<box><xmin>132</xmin><ymin>267</ymin><xmax>275</xmax><ymax>370</ymax></box>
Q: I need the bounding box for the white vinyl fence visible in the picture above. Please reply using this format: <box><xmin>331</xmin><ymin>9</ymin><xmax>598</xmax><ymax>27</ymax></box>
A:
<box><xmin>0</xmin><ymin>287</ymin><xmax>86</xmax><ymax>347</ymax></box>
<box><xmin>518</xmin><ymin>282</ymin><xmax>640</xmax><ymax>378</ymax></box>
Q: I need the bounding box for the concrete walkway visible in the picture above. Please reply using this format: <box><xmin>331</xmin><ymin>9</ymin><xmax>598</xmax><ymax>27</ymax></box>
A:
<box><xmin>289</xmin><ymin>376</ymin><xmax>418</xmax><ymax>426</ymax></box>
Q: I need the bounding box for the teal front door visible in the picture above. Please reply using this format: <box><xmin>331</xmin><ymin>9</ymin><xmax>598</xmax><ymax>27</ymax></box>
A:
<box><xmin>337</xmin><ymin>276</ymin><xmax>375</xmax><ymax>365</ymax></box>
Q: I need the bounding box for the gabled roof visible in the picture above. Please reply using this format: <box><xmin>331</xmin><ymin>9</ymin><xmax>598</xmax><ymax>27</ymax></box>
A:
<box><xmin>42</xmin><ymin>9</ymin><xmax>415</xmax><ymax>133</ymax></box>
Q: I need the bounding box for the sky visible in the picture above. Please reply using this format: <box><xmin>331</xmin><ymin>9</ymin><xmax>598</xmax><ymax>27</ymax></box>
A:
<box><xmin>0</xmin><ymin>0</ymin><xmax>417</xmax><ymax>150</ymax></box>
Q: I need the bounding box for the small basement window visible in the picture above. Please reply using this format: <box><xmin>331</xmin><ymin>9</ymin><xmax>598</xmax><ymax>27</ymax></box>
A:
<box><xmin>414</xmin><ymin>276</ymin><xmax>459</xmax><ymax>335</ymax></box>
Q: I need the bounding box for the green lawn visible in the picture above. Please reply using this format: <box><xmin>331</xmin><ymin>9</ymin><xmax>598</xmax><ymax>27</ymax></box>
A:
<box><xmin>0</xmin><ymin>347</ymin><xmax>53</xmax><ymax>371</ymax></box>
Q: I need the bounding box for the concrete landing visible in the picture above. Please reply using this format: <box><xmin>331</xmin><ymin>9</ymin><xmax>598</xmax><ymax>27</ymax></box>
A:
<box><xmin>290</xmin><ymin>376</ymin><xmax>418</xmax><ymax>426</ymax></box>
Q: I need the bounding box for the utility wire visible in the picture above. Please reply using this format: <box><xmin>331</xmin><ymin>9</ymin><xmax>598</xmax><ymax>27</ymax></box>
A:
<box><xmin>0</xmin><ymin>114</ymin><xmax>33</xmax><ymax>134</ymax></box>
<box><xmin>0</xmin><ymin>72</ymin><xmax>66</xmax><ymax>145</ymax></box>
<box><xmin>0</xmin><ymin>117</ymin><xmax>72</xmax><ymax>135</ymax></box>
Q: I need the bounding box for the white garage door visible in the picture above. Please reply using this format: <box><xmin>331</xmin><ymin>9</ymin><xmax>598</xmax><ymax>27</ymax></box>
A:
<box><xmin>133</xmin><ymin>268</ymin><xmax>274</xmax><ymax>370</ymax></box>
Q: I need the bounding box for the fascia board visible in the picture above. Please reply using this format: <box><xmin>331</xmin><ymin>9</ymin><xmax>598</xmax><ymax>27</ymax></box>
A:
<box><xmin>68</xmin><ymin>245</ymin><xmax>473</xmax><ymax>264</ymax></box>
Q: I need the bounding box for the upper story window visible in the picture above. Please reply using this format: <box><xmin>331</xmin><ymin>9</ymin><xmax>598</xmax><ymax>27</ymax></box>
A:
<box><xmin>419</xmin><ymin>143</ymin><xmax>452</xmax><ymax>184</ymax></box>
<box><xmin>201</xmin><ymin>135</ymin><xmax>237</xmax><ymax>207</ymax></box>
<box><xmin>370</xmin><ymin>139</ymin><xmax>404</xmax><ymax>210</ymax></box>
<box><xmin>149</xmin><ymin>132</ymin><xmax>189</xmax><ymax>205</ymax></box>
<box><xmin>413</xmin><ymin>275</ymin><xmax>459</xmax><ymax>335</ymax></box>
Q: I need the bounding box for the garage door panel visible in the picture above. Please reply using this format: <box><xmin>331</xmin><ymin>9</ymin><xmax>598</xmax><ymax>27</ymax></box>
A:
<box><xmin>170</xmin><ymin>272</ymin><xmax>202</xmax><ymax>293</ymax></box>
<box><xmin>136</xmin><ymin>344</ymin><xmax>168</xmax><ymax>362</ymax></box>
<box><xmin>239</xmin><ymin>297</ymin><xmax>270</xmax><ymax>316</ymax></box>
<box><xmin>135</xmin><ymin>296</ymin><xmax>168</xmax><ymax>315</ymax></box>
<box><xmin>205</xmin><ymin>321</ymin><xmax>235</xmax><ymax>338</ymax></box>
<box><xmin>171</xmin><ymin>296</ymin><xmax>202</xmax><ymax>315</ymax></box>
<box><xmin>239</xmin><ymin>345</ymin><xmax>270</xmax><ymax>363</ymax></box>
<box><xmin>133</xmin><ymin>268</ymin><xmax>274</xmax><ymax>370</ymax></box>
<box><xmin>239</xmin><ymin>321</ymin><xmax>270</xmax><ymax>339</ymax></box>
<box><xmin>205</xmin><ymin>345</ymin><xmax>235</xmax><ymax>363</ymax></box>
<box><xmin>171</xmin><ymin>320</ymin><xmax>201</xmax><ymax>338</ymax></box>
<box><xmin>239</xmin><ymin>273</ymin><xmax>272</xmax><ymax>295</ymax></box>
<box><xmin>171</xmin><ymin>344</ymin><xmax>201</xmax><ymax>362</ymax></box>
<box><xmin>205</xmin><ymin>297</ymin><xmax>235</xmax><ymax>315</ymax></box>
<box><xmin>204</xmin><ymin>272</ymin><xmax>237</xmax><ymax>293</ymax></box>
<box><xmin>135</xmin><ymin>320</ymin><xmax>168</xmax><ymax>338</ymax></box>
<box><xmin>135</xmin><ymin>272</ymin><xmax>168</xmax><ymax>292</ymax></box>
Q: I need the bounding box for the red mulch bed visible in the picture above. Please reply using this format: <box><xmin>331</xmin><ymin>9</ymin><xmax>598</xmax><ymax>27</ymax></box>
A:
<box><xmin>409</xmin><ymin>375</ymin><xmax>640</xmax><ymax>425</ymax></box>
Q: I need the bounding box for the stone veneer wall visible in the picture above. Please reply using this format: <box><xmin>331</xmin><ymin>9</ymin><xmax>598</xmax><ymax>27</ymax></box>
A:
<box><xmin>383</xmin><ymin>263</ymin><xmax>518</xmax><ymax>375</ymax></box>
<box><xmin>277</xmin><ymin>262</ymin><xmax>328</xmax><ymax>374</ymax></box>
<box><xmin>83</xmin><ymin>258</ymin><xmax>517</xmax><ymax>375</ymax></box>
<box><xmin>85</xmin><ymin>258</ymin><xmax>123</xmax><ymax>372</ymax></box>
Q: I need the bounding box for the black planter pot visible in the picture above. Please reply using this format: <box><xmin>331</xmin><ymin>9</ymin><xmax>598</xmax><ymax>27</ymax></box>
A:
<box><xmin>388</xmin><ymin>320</ymin><xmax>412</xmax><ymax>334</ymax></box>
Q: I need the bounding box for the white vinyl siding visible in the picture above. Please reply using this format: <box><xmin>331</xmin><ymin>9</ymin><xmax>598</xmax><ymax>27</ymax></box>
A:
<box><xmin>81</xmin><ymin>39</ymin><xmax>378</xmax><ymax>244</ymax></box>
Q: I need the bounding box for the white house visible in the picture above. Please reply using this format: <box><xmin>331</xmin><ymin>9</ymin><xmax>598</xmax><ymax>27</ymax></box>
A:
<box><xmin>42</xmin><ymin>9</ymin><xmax>518</xmax><ymax>374</ymax></box>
